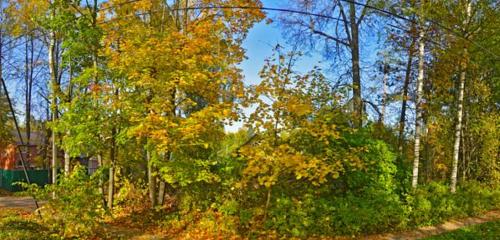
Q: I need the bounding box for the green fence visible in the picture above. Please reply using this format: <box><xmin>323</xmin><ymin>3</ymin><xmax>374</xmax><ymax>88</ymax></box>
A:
<box><xmin>0</xmin><ymin>169</ymin><xmax>49</xmax><ymax>192</ymax></box>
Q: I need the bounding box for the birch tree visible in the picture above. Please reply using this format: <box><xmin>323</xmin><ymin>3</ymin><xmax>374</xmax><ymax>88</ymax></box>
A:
<box><xmin>450</xmin><ymin>0</ymin><xmax>472</xmax><ymax>193</ymax></box>
<box><xmin>412</xmin><ymin>0</ymin><xmax>426</xmax><ymax>189</ymax></box>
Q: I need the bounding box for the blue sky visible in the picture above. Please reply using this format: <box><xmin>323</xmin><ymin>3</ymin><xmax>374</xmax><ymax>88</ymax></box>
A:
<box><xmin>238</xmin><ymin>0</ymin><xmax>326</xmax><ymax>86</ymax></box>
<box><xmin>228</xmin><ymin>0</ymin><xmax>395</xmax><ymax>132</ymax></box>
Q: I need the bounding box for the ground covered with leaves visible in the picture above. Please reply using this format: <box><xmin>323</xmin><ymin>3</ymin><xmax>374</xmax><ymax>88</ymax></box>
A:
<box><xmin>0</xmin><ymin>209</ymin><xmax>55</xmax><ymax>240</ymax></box>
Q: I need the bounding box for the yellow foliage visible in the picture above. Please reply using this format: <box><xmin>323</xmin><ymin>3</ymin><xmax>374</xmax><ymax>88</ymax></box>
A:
<box><xmin>101</xmin><ymin>0</ymin><xmax>264</xmax><ymax>154</ymax></box>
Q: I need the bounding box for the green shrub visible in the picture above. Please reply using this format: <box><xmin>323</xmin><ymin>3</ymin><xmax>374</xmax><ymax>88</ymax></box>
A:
<box><xmin>455</xmin><ymin>181</ymin><xmax>500</xmax><ymax>215</ymax></box>
<box><xmin>406</xmin><ymin>182</ymin><xmax>458</xmax><ymax>226</ymax></box>
<box><xmin>24</xmin><ymin>165</ymin><xmax>105</xmax><ymax>238</ymax></box>
<box><xmin>267</xmin><ymin>195</ymin><xmax>314</xmax><ymax>238</ymax></box>
<box><xmin>406</xmin><ymin>181</ymin><xmax>500</xmax><ymax>227</ymax></box>
<box><xmin>330</xmin><ymin>190</ymin><xmax>406</xmax><ymax>235</ymax></box>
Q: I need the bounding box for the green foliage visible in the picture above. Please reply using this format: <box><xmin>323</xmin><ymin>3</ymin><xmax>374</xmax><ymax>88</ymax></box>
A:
<box><xmin>154</xmin><ymin>122</ymin><xmax>499</xmax><ymax>238</ymax></box>
<box><xmin>406</xmin><ymin>181</ymin><xmax>500</xmax><ymax>226</ymax></box>
<box><xmin>330</xmin><ymin>190</ymin><xmax>406</xmax><ymax>235</ymax></box>
<box><xmin>245</xmin><ymin>130</ymin><xmax>405</xmax><ymax>236</ymax></box>
<box><xmin>425</xmin><ymin>219</ymin><xmax>500</xmax><ymax>240</ymax></box>
<box><xmin>406</xmin><ymin>182</ymin><xmax>460</xmax><ymax>226</ymax></box>
<box><xmin>23</xmin><ymin>165</ymin><xmax>105</xmax><ymax>238</ymax></box>
<box><xmin>340</xmin><ymin>128</ymin><xmax>398</xmax><ymax>193</ymax></box>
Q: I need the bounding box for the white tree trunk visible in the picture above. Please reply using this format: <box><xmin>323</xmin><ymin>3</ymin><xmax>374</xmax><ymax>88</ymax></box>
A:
<box><xmin>49</xmin><ymin>28</ymin><xmax>58</xmax><ymax>186</ymax></box>
<box><xmin>450</xmin><ymin>69</ymin><xmax>466</xmax><ymax>193</ymax></box>
<box><xmin>412</xmin><ymin>25</ymin><xmax>426</xmax><ymax>189</ymax></box>
<box><xmin>108</xmin><ymin>161</ymin><xmax>114</xmax><ymax>209</ymax></box>
<box><xmin>450</xmin><ymin>1</ymin><xmax>471</xmax><ymax>193</ymax></box>
<box><xmin>64</xmin><ymin>151</ymin><xmax>70</xmax><ymax>175</ymax></box>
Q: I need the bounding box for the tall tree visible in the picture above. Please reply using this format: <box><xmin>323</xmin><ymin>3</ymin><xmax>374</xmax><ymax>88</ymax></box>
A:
<box><xmin>411</xmin><ymin>0</ymin><xmax>426</xmax><ymax>189</ymax></box>
<box><xmin>450</xmin><ymin>0</ymin><xmax>472</xmax><ymax>193</ymax></box>
<box><xmin>280</xmin><ymin>0</ymin><xmax>373</xmax><ymax>128</ymax></box>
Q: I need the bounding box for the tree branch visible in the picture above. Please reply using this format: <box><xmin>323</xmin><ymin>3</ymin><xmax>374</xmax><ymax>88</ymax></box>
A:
<box><xmin>309</xmin><ymin>27</ymin><xmax>350</xmax><ymax>47</ymax></box>
<box><xmin>356</xmin><ymin>0</ymin><xmax>371</xmax><ymax>25</ymax></box>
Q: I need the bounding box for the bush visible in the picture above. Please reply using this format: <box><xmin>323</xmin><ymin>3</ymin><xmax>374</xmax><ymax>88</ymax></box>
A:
<box><xmin>406</xmin><ymin>182</ymin><xmax>459</xmax><ymax>226</ymax></box>
<box><xmin>24</xmin><ymin>165</ymin><xmax>105</xmax><ymax>238</ymax></box>
<box><xmin>155</xmin><ymin>127</ymin><xmax>500</xmax><ymax>239</ymax></box>
<box><xmin>454</xmin><ymin>181</ymin><xmax>500</xmax><ymax>215</ymax></box>
<box><xmin>330</xmin><ymin>190</ymin><xmax>407</xmax><ymax>235</ymax></box>
<box><xmin>406</xmin><ymin>181</ymin><xmax>500</xmax><ymax>226</ymax></box>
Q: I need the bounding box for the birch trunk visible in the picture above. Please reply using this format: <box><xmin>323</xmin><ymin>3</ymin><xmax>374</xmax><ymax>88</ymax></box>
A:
<box><xmin>108</xmin><ymin>152</ymin><xmax>115</xmax><ymax>209</ymax></box>
<box><xmin>108</xmin><ymin>118</ymin><xmax>117</xmax><ymax>209</ymax></box>
<box><xmin>450</xmin><ymin>1</ymin><xmax>471</xmax><ymax>193</ymax></box>
<box><xmin>412</xmin><ymin>24</ymin><xmax>426</xmax><ymax>189</ymax></box>
<box><xmin>157</xmin><ymin>181</ymin><xmax>166</xmax><ymax>206</ymax></box>
<box><xmin>24</xmin><ymin>37</ymin><xmax>34</xmax><ymax>147</ymax></box>
<box><xmin>64</xmin><ymin>151</ymin><xmax>70</xmax><ymax>175</ymax></box>
<box><xmin>450</xmin><ymin>67</ymin><xmax>466</xmax><ymax>192</ymax></box>
<box><xmin>49</xmin><ymin>20</ymin><xmax>58</xmax><ymax>186</ymax></box>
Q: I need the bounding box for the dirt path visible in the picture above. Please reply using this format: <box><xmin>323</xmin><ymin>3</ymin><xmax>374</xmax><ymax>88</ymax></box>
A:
<box><xmin>363</xmin><ymin>209</ymin><xmax>500</xmax><ymax>240</ymax></box>
<box><xmin>0</xmin><ymin>196</ymin><xmax>41</xmax><ymax>210</ymax></box>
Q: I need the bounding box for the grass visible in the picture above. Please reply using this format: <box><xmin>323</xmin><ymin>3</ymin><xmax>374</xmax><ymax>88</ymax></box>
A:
<box><xmin>0</xmin><ymin>207</ymin><xmax>165</xmax><ymax>240</ymax></box>
<box><xmin>425</xmin><ymin>219</ymin><xmax>500</xmax><ymax>240</ymax></box>
<box><xmin>0</xmin><ymin>209</ymin><xmax>56</xmax><ymax>240</ymax></box>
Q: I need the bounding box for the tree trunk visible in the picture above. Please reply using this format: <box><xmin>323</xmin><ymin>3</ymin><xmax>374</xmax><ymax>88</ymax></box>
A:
<box><xmin>380</xmin><ymin>63</ymin><xmax>389</xmax><ymax>124</ymax></box>
<box><xmin>64</xmin><ymin>151</ymin><xmax>70</xmax><ymax>175</ymax></box>
<box><xmin>348</xmin><ymin>2</ymin><xmax>362</xmax><ymax>128</ymax></box>
<box><xmin>450</xmin><ymin>67</ymin><xmax>466</xmax><ymax>192</ymax></box>
<box><xmin>108</xmin><ymin>128</ymin><xmax>116</xmax><ymax>209</ymax></box>
<box><xmin>24</xmin><ymin>37</ymin><xmax>33</xmax><ymax>148</ymax></box>
<box><xmin>412</xmin><ymin>24</ymin><xmax>426</xmax><ymax>189</ymax></box>
<box><xmin>157</xmin><ymin>181</ymin><xmax>166</xmax><ymax>206</ymax></box>
<box><xmin>398</xmin><ymin>38</ymin><xmax>416</xmax><ymax>155</ymax></box>
<box><xmin>147</xmin><ymin>149</ymin><xmax>157</xmax><ymax>207</ymax></box>
<box><xmin>97</xmin><ymin>154</ymin><xmax>107</xmax><ymax>207</ymax></box>
<box><xmin>108</xmin><ymin>158</ymin><xmax>115</xmax><ymax>209</ymax></box>
<box><xmin>450</xmin><ymin>1</ymin><xmax>471</xmax><ymax>193</ymax></box>
<box><xmin>49</xmin><ymin>26</ymin><xmax>58</xmax><ymax>186</ymax></box>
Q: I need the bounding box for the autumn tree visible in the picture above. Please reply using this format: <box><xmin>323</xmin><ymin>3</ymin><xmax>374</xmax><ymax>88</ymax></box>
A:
<box><xmin>101</xmin><ymin>0</ymin><xmax>264</xmax><ymax>207</ymax></box>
